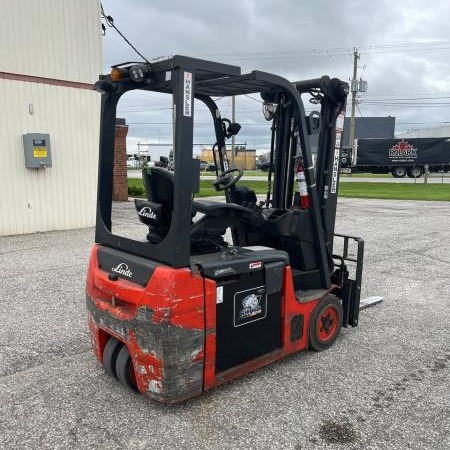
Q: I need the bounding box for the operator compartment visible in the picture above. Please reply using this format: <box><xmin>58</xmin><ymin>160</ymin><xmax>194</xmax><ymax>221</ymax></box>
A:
<box><xmin>192</xmin><ymin>247</ymin><xmax>288</xmax><ymax>372</ymax></box>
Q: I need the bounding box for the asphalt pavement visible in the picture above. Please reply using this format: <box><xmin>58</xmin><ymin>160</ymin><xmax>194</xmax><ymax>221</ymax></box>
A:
<box><xmin>1</xmin><ymin>198</ymin><xmax>449</xmax><ymax>450</ymax></box>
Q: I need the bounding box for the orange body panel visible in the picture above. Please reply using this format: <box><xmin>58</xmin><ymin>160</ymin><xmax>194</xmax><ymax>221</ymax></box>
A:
<box><xmin>86</xmin><ymin>245</ymin><xmax>332</xmax><ymax>404</ymax></box>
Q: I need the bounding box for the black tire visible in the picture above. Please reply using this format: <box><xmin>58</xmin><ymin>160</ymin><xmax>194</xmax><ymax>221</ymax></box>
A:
<box><xmin>116</xmin><ymin>345</ymin><xmax>138</xmax><ymax>391</ymax></box>
<box><xmin>102</xmin><ymin>337</ymin><xmax>124</xmax><ymax>378</ymax></box>
<box><xmin>308</xmin><ymin>295</ymin><xmax>343</xmax><ymax>352</ymax></box>
<box><xmin>407</xmin><ymin>167</ymin><xmax>423</xmax><ymax>178</ymax></box>
<box><xmin>391</xmin><ymin>166</ymin><xmax>406</xmax><ymax>178</ymax></box>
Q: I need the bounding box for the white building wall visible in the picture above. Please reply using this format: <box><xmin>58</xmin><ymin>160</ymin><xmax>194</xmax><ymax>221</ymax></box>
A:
<box><xmin>0</xmin><ymin>80</ymin><xmax>100</xmax><ymax>235</ymax></box>
<box><xmin>0</xmin><ymin>0</ymin><xmax>102</xmax><ymax>236</ymax></box>
<box><xmin>0</xmin><ymin>0</ymin><xmax>102</xmax><ymax>83</ymax></box>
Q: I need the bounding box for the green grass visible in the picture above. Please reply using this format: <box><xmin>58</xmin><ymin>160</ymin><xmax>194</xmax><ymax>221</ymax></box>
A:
<box><xmin>128</xmin><ymin>178</ymin><xmax>450</xmax><ymax>201</ymax></box>
<box><xmin>340</xmin><ymin>173</ymin><xmax>391</xmax><ymax>178</ymax></box>
<box><xmin>198</xmin><ymin>180</ymin><xmax>268</xmax><ymax>197</ymax></box>
<box><xmin>199</xmin><ymin>169</ymin><xmax>266</xmax><ymax>178</ymax></box>
<box><xmin>339</xmin><ymin>182</ymin><xmax>450</xmax><ymax>201</ymax></box>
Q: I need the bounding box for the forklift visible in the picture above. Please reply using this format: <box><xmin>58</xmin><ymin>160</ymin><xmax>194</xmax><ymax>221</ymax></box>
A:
<box><xmin>86</xmin><ymin>56</ymin><xmax>364</xmax><ymax>404</ymax></box>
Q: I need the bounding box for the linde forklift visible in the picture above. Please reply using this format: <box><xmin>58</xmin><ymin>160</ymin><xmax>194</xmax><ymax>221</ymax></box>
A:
<box><xmin>86</xmin><ymin>56</ymin><xmax>364</xmax><ymax>403</ymax></box>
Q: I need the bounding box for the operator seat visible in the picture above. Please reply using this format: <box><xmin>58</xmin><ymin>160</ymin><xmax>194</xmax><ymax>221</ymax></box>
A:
<box><xmin>136</xmin><ymin>167</ymin><xmax>174</xmax><ymax>244</ymax></box>
<box><xmin>142</xmin><ymin>166</ymin><xmax>174</xmax><ymax>212</ymax></box>
<box><xmin>136</xmin><ymin>167</ymin><xmax>262</xmax><ymax>252</ymax></box>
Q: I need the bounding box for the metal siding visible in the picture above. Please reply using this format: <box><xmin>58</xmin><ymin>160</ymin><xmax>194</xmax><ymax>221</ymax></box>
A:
<box><xmin>0</xmin><ymin>0</ymin><xmax>102</xmax><ymax>83</ymax></box>
<box><xmin>0</xmin><ymin>0</ymin><xmax>102</xmax><ymax>235</ymax></box>
<box><xmin>0</xmin><ymin>79</ymin><xmax>100</xmax><ymax>236</ymax></box>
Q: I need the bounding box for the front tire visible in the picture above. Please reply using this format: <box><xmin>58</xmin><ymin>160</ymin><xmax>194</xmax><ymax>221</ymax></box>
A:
<box><xmin>309</xmin><ymin>296</ymin><xmax>343</xmax><ymax>351</ymax></box>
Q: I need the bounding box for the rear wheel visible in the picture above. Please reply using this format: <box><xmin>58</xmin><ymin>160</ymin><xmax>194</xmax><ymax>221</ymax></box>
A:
<box><xmin>309</xmin><ymin>296</ymin><xmax>343</xmax><ymax>351</ymax></box>
<box><xmin>407</xmin><ymin>167</ymin><xmax>423</xmax><ymax>178</ymax></box>
<box><xmin>392</xmin><ymin>166</ymin><xmax>406</xmax><ymax>178</ymax></box>
<box><xmin>102</xmin><ymin>337</ymin><xmax>123</xmax><ymax>378</ymax></box>
<box><xmin>116</xmin><ymin>345</ymin><xmax>138</xmax><ymax>391</ymax></box>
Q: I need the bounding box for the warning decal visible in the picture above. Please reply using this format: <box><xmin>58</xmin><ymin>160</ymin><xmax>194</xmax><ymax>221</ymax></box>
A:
<box><xmin>33</xmin><ymin>147</ymin><xmax>47</xmax><ymax>158</ymax></box>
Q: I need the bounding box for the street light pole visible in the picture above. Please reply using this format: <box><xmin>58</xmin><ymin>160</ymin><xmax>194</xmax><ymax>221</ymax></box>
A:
<box><xmin>349</xmin><ymin>48</ymin><xmax>359</xmax><ymax>159</ymax></box>
<box><xmin>231</xmin><ymin>95</ymin><xmax>236</xmax><ymax>168</ymax></box>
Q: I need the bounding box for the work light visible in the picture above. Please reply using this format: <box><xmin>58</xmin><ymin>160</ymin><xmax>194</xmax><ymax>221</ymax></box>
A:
<box><xmin>129</xmin><ymin>65</ymin><xmax>146</xmax><ymax>82</ymax></box>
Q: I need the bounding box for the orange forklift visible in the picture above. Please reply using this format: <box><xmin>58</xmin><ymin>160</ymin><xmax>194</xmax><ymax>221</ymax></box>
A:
<box><xmin>86</xmin><ymin>56</ymin><xmax>364</xmax><ymax>403</ymax></box>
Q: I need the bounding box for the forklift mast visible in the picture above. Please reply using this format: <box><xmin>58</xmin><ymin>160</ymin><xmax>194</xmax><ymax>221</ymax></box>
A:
<box><xmin>259</xmin><ymin>77</ymin><xmax>348</xmax><ymax>265</ymax></box>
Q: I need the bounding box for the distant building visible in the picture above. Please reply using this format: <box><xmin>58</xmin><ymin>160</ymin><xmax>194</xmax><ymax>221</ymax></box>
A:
<box><xmin>0</xmin><ymin>1</ymin><xmax>102</xmax><ymax>236</ymax></box>
<box><xmin>310</xmin><ymin>116</ymin><xmax>396</xmax><ymax>153</ymax></box>
<box><xmin>342</xmin><ymin>116</ymin><xmax>396</xmax><ymax>146</ymax></box>
<box><xmin>201</xmin><ymin>147</ymin><xmax>256</xmax><ymax>170</ymax></box>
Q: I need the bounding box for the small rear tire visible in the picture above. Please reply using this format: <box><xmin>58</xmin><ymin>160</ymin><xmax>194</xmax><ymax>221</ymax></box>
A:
<box><xmin>116</xmin><ymin>345</ymin><xmax>138</xmax><ymax>391</ymax></box>
<box><xmin>309</xmin><ymin>295</ymin><xmax>343</xmax><ymax>352</ymax></box>
<box><xmin>102</xmin><ymin>337</ymin><xmax>123</xmax><ymax>378</ymax></box>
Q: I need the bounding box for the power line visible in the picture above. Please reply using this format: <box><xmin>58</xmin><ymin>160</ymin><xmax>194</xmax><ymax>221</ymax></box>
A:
<box><xmin>196</xmin><ymin>41</ymin><xmax>450</xmax><ymax>60</ymax></box>
<box><xmin>100</xmin><ymin>3</ymin><xmax>150</xmax><ymax>63</ymax></box>
<box><xmin>360</xmin><ymin>104</ymin><xmax>450</xmax><ymax>108</ymax></box>
<box><xmin>362</xmin><ymin>92</ymin><xmax>450</xmax><ymax>97</ymax></box>
<box><xmin>397</xmin><ymin>121</ymin><xmax>450</xmax><ymax>124</ymax></box>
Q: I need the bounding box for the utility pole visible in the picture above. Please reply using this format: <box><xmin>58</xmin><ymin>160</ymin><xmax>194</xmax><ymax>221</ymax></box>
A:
<box><xmin>349</xmin><ymin>48</ymin><xmax>359</xmax><ymax>159</ymax></box>
<box><xmin>231</xmin><ymin>95</ymin><xmax>236</xmax><ymax>168</ymax></box>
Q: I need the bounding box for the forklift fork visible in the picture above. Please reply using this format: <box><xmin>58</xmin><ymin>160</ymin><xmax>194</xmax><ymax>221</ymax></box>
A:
<box><xmin>332</xmin><ymin>234</ymin><xmax>364</xmax><ymax>327</ymax></box>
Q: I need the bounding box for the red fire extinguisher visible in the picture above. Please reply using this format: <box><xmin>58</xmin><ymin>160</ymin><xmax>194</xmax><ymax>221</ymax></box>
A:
<box><xmin>296</xmin><ymin>162</ymin><xmax>310</xmax><ymax>209</ymax></box>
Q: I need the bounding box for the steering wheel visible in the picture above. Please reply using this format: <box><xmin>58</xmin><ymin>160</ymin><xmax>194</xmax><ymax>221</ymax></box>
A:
<box><xmin>213</xmin><ymin>168</ymin><xmax>244</xmax><ymax>191</ymax></box>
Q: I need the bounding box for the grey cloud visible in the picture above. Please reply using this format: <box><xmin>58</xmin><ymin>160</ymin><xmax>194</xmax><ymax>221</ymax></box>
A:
<box><xmin>102</xmin><ymin>0</ymin><xmax>450</xmax><ymax>154</ymax></box>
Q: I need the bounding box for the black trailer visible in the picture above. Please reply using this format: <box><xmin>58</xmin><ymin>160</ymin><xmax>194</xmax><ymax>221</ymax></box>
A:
<box><xmin>341</xmin><ymin>137</ymin><xmax>450</xmax><ymax>178</ymax></box>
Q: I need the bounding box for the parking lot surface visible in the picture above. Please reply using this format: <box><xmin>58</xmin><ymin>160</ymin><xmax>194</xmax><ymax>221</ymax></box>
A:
<box><xmin>1</xmin><ymin>198</ymin><xmax>449</xmax><ymax>450</ymax></box>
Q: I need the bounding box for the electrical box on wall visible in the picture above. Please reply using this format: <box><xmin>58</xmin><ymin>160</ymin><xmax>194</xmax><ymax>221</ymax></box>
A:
<box><xmin>23</xmin><ymin>133</ymin><xmax>52</xmax><ymax>168</ymax></box>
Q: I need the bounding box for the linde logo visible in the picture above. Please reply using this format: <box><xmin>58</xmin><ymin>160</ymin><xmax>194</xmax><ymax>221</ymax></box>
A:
<box><xmin>389</xmin><ymin>140</ymin><xmax>418</xmax><ymax>158</ymax></box>
<box><xmin>111</xmin><ymin>263</ymin><xmax>133</xmax><ymax>278</ymax></box>
<box><xmin>138</xmin><ymin>206</ymin><xmax>157</xmax><ymax>220</ymax></box>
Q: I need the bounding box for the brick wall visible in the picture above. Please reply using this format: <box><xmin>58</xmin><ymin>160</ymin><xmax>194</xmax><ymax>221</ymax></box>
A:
<box><xmin>113</xmin><ymin>123</ymin><xmax>129</xmax><ymax>201</ymax></box>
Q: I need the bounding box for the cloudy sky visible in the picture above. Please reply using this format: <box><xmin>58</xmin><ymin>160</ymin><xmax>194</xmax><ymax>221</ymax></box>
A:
<box><xmin>101</xmin><ymin>0</ymin><xmax>450</xmax><ymax>158</ymax></box>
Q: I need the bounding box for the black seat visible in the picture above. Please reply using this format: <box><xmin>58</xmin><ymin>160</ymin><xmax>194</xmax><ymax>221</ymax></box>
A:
<box><xmin>140</xmin><ymin>167</ymin><xmax>260</xmax><ymax>251</ymax></box>
<box><xmin>142</xmin><ymin>167</ymin><xmax>174</xmax><ymax>212</ymax></box>
<box><xmin>139</xmin><ymin>167</ymin><xmax>175</xmax><ymax>243</ymax></box>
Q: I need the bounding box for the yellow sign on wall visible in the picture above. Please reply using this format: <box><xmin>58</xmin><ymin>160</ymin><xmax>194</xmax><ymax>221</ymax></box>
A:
<box><xmin>33</xmin><ymin>147</ymin><xmax>48</xmax><ymax>158</ymax></box>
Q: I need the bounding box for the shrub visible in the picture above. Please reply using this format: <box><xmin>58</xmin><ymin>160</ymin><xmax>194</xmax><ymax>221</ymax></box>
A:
<box><xmin>128</xmin><ymin>185</ymin><xmax>144</xmax><ymax>197</ymax></box>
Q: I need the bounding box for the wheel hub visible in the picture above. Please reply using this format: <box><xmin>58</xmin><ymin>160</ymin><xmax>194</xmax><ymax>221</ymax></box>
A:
<box><xmin>320</xmin><ymin>314</ymin><xmax>334</xmax><ymax>334</ymax></box>
<box><xmin>317</xmin><ymin>307</ymin><xmax>338</xmax><ymax>342</ymax></box>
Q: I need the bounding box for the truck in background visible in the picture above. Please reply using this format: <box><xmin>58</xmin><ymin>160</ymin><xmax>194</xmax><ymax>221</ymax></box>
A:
<box><xmin>340</xmin><ymin>137</ymin><xmax>450</xmax><ymax>178</ymax></box>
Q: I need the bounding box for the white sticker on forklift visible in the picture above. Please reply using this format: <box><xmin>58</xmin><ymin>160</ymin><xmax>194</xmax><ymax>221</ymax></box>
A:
<box><xmin>336</xmin><ymin>111</ymin><xmax>345</xmax><ymax>131</ymax></box>
<box><xmin>331</xmin><ymin>148</ymin><xmax>340</xmax><ymax>194</ymax></box>
<box><xmin>335</xmin><ymin>131</ymin><xmax>342</xmax><ymax>149</ymax></box>
<box><xmin>183</xmin><ymin>72</ymin><xmax>192</xmax><ymax>117</ymax></box>
<box><xmin>216</xmin><ymin>286</ymin><xmax>224</xmax><ymax>304</ymax></box>
<box><xmin>249</xmin><ymin>261</ymin><xmax>262</xmax><ymax>269</ymax></box>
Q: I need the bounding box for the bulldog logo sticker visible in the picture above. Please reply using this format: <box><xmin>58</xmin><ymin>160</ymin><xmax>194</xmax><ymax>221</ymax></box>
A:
<box><xmin>234</xmin><ymin>286</ymin><xmax>267</xmax><ymax>327</ymax></box>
